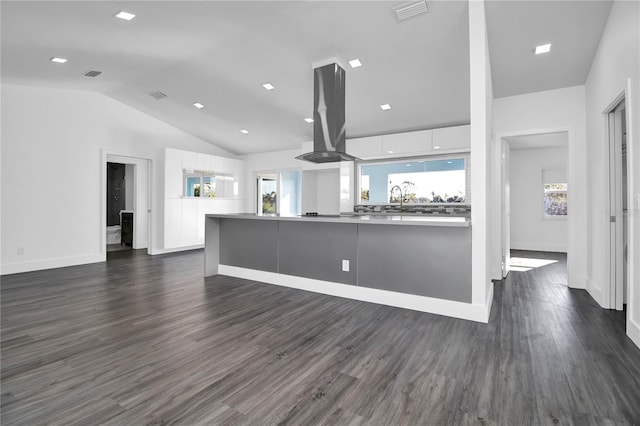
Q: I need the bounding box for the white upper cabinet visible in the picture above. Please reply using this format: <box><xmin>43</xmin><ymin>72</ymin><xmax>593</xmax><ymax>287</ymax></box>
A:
<box><xmin>346</xmin><ymin>135</ymin><xmax>383</xmax><ymax>158</ymax></box>
<box><xmin>431</xmin><ymin>125</ymin><xmax>470</xmax><ymax>152</ymax></box>
<box><xmin>382</xmin><ymin>130</ymin><xmax>432</xmax><ymax>156</ymax></box>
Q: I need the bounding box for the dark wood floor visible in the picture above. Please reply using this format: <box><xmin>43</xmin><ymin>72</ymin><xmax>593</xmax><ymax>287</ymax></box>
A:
<box><xmin>2</xmin><ymin>249</ymin><xmax>639</xmax><ymax>425</ymax></box>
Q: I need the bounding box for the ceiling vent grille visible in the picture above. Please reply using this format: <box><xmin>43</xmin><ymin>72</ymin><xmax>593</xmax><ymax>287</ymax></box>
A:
<box><xmin>83</xmin><ymin>70</ymin><xmax>102</xmax><ymax>78</ymax></box>
<box><xmin>393</xmin><ymin>1</ymin><xmax>429</xmax><ymax>21</ymax></box>
<box><xmin>149</xmin><ymin>91</ymin><xmax>167</xmax><ymax>100</ymax></box>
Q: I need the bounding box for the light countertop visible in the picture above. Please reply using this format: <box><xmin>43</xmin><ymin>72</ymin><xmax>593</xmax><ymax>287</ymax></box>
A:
<box><xmin>206</xmin><ymin>213</ymin><xmax>470</xmax><ymax>227</ymax></box>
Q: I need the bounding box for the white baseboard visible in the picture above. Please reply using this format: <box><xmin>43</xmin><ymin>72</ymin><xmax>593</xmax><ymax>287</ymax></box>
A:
<box><xmin>568</xmin><ymin>274</ymin><xmax>586</xmax><ymax>290</ymax></box>
<box><xmin>510</xmin><ymin>242</ymin><xmax>567</xmax><ymax>253</ymax></box>
<box><xmin>149</xmin><ymin>245</ymin><xmax>203</xmax><ymax>255</ymax></box>
<box><xmin>1</xmin><ymin>253</ymin><xmax>105</xmax><ymax>275</ymax></box>
<box><xmin>585</xmin><ymin>277</ymin><xmax>605</xmax><ymax>307</ymax></box>
<box><xmin>217</xmin><ymin>265</ymin><xmax>491</xmax><ymax>323</ymax></box>
<box><xmin>627</xmin><ymin>317</ymin><xmax>640</xmax><ymax>349</ymax></box>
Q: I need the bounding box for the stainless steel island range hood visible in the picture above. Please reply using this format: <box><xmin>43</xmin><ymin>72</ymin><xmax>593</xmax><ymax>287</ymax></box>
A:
<box><xmin>296</xmin><ymin>62</ymin><xmax>358</xmax><ymax>163</ymax></box>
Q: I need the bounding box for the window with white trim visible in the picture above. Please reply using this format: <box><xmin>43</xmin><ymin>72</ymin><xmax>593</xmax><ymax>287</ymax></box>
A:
<box><xmin>542</xmin><ymin>169</ymin><xmax>567</xmax><ymax>217</ymax></box>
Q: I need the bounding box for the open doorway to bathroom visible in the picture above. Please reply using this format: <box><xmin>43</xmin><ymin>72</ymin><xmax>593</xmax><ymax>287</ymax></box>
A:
<box><xmin>106</xmin><ymin>162</ymin><xmax>132</xmax><ymax>252</ymax></box>
<box><xmin>103</xmin><ymin>154</ymin><xmax>151</xmax><ymax>257</ymax></box>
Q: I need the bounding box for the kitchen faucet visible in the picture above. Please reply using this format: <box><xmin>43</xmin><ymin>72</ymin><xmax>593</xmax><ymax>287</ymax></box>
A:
<box><xmin>389</xmin><ymin>185</ymin><xmax>404</xmax><ymax>209</ymax></box>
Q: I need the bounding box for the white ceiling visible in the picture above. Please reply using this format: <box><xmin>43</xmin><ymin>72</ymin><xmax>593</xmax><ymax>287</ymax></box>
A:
<box><xmin>1</xmin><ymin>1</ymin><xmax>612</xmax><ymax>155</ymax></box>
<box><xmin>486</xmin><ymin>0</ymin><xmax>613</xmax><ymax>98</ymax></box>
<box><xmin>505</xmin><ymin>131</ymin><xmax>568</xmax><ymax>150</ymax></box>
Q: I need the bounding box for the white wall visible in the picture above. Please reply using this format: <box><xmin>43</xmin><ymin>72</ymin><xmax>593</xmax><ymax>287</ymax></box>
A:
<box><xmin>1</xmin><ymin>84</ymin><xmax>235</xmax><ymax>274</ymax></box>
<box><xmin>469</xmin><ymin>0</ymin><xmax>494</xmax><ymax>319</ymax></box>
<box><xmin>301</xmin><ymin>170</ymin><xmax>340</xmax><ymax>215</ymax></box>
<box><xmin>509</xmin><ymin>146</ymin><xmax>568</xmax><ymax>252</ymax></box>
<box><xmin>584</xmin><ymin>0</ymin><xmax>640</xmax><ymax>346</ymax></box>
<box><xmin>493</xmin><ymin>86</ymin><xmax>587</xmax><ymax>289</ymax></box>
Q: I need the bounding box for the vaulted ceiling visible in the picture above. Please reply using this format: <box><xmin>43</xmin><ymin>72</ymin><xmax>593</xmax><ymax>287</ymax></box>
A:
<box><xmin>1</xmin><ymin>1</ymin><xmax>613</xmax><ymax>155</ymax></box>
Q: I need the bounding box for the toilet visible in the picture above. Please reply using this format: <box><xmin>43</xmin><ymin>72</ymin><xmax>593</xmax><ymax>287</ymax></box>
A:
<box><xmin>107</xmin><ymin>225</ymin><xmax>121</xmax><ymax>244</ymax></box>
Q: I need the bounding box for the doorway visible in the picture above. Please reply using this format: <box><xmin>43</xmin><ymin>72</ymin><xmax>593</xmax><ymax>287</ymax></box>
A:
<box><xmin>106</xmin><ymin>162</ymin><xmax>131</xmax><ymax>252</ymax></box>
<box><xmin>257</xmin><ymin>173</ymin><xmax>278</xmax><ymax>214</ymax></box>
<box><xmin>501</xmin><ymin>131</ymin><xmax>570</xmax><ymax>278</ymax></box>
<box><xmin>103</xmin><ymin>154</ymin><xmax>151</xmax><ymax>256</ymax></box>
<box><xmin>608</xmin><ymin>98</ymin><xmax>628</xmax><ymax>312</ymax></box>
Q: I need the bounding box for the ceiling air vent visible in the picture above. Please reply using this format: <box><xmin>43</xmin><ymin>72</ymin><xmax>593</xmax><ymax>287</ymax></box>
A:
<box><xmin>393</xmin><ymin>1</ymin><xmax>429</xmax><ymax>21</ymax></box>
<box><xmin>149</xmin><ymin>91</ymin><xmax>167</xmax><ymax>100</ymax></box>
<box><xmin>83</xmin><ymin>70</ymin><xmax>102</xmax><ymax>78</ymax></box>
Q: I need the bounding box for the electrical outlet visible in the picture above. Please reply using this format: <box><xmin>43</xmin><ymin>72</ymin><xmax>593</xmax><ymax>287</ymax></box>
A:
<box><xmin>17</xmin><ymin>247</ymin><xmax>25</xmax><ymax>255</ymax></box>
<box><xmin>342</xmin><ymin>259</ymin><xmax>350</xmax><ymax>272</ymax></box>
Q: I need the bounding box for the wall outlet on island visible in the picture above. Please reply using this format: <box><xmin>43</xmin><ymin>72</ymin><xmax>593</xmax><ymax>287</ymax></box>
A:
<box><xmin>342</xmin><ymin>259</ymin><xmax>350</xmax><ymax>272</ymax></box>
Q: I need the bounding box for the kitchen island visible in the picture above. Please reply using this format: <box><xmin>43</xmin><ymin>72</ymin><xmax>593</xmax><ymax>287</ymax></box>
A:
<box><xmin>205</xmin><ymin>213</ymin><xmax>480</xmax><ymax>321</ymax></box>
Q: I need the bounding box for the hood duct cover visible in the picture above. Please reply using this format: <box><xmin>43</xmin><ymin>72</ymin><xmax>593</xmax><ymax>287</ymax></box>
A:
<box><xmin>296</xmin><ymin>63</ymin><xmax>358</xmax><ymax>163</ymax></box>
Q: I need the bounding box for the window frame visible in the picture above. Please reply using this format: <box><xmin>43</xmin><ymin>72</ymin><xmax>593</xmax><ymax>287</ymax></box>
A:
<box><xmin>355</xmin><ymin>154</ymin><xmax>471</xmax><ymax>206</ymax></box>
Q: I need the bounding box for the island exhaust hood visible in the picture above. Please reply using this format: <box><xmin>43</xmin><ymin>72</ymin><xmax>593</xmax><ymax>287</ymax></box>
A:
<box><xmin>296</xmin><ymin>62</ymin><xmax>358</xmax><ymax>163</ymax></box>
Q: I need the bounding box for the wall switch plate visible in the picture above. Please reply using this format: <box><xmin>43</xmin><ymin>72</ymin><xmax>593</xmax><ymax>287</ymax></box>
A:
<box><xmin>17</xmin><ymin>247</ymin><xmax>24</xmax><ymax>255</ymax></box>
<box><xmin>342</xmin><ymin>259</ymin><xmax>350</xmax><ymax>272</ymax></box>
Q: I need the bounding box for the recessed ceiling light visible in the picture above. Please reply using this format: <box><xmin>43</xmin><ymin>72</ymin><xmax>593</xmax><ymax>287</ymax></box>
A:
<box><xmin>50</xmin><ymin>57</ymin><xmax>67</xmax><ymax>64</ymax></box>
<box><xmin>193</xmin><ymin>102</ymin><xmax>205</xmax><ymax>109</ymax></box>
<box><xmin>380</xmin><ymin>104</ymin><xmax>391</xmax><ymax>111</ymax></box>
<box><xmin>115</xmin><ymin>11</ymin><xmax>136</xmax><ymax>21</ymax></box>
<box><xmin>535</xmin><ymin>43</ymin><xmax>551</xmax><ymax>55</ymax></box>
<box><xmin>349</xmin><ymin>59</ymin><xmax>362</xmax><ymax>68</ymax></box>
<box><xmin>304</xmin><ymin>117</ymin><xmax>314</xmax><ymax>123</ymax></box>
<box><xmin>433</xmin><ymin>145</ymin><xmax>441</xmax><ymax>149</ymax></box>
<box><xmin>388</xmin><ymin>150</ymin><xmax>394</xmax><ymax>154</ymax></box>
<box><xmin>240</xmin><ymin>129</ymin><xmax>250</xmax><ymax>134</ymax></box>
<box><xmin>262</xmin><ymin>83</ymin><xmax>275</xmax><ymax>90</ymax></box>
<box><xmin>447</xmin><ymin>161</ymin><xmax>453</xmax><ymax>164</ymax></box>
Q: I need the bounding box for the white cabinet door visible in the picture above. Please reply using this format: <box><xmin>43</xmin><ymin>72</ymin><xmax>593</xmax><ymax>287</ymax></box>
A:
<box><xmin>382</xmin><ymin>130</ymin><xmax>432</xmax><ymax>155</ymax></box>
<box><xmin>346</xmin><ymin>135</ymin><xmax>383</xmax><ymax>158</ymax></box>
<box><xmin>432</xmin><ymin>125</ymin><xmax>470</xmax><ymax>151</ymax></box>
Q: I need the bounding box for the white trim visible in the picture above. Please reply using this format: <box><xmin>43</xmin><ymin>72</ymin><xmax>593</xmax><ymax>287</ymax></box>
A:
<box><xmin>586</xmin><ymin>276</ymin><xmax>605</xmax><ymax>307</ymax></box>
<box><xmin>149</xmin><ymin>244</ymin><xmax>203</xmax><ymax>255</ymax></box>
<box><xmin>568</xmin><ymin>274</ymin><xmax>587</xmax><ymax>290</ymax></box>
<box><xmin>510</xmin><ymin>242</ymin><xmax>568</xmax><ymax>253</ymax></box>
<box><xmin>102</xmin><ymin>151</ymin><xmax>153</xmax><ymax>256</ymax></box>
<box><xmin>1</xmin><ymin>253</ymin><xmax>104</xmax><ymax>275</ymax></box>
<box><xmin>627</xmin><ymin>317</ymin><xmax>640</xmax><ymax>349</ymax></box>
<box><xmin>217</xmin><ymin>265</ymin><xmax>491</xmax><ymax>323</ymax></box>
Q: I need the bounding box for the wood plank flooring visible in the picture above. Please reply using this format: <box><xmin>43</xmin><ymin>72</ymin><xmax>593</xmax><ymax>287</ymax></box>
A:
<box><xmin>1</xmin><ymin>249</ymin><xmax>639</xmax><ymax>425</ymax></box>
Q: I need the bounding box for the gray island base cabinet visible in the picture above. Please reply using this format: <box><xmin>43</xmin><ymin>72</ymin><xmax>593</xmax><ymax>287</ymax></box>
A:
<box><xmin>205</xmin><ymin>213</ymin><xmax>472</xmax><ymax>316</ymax></box>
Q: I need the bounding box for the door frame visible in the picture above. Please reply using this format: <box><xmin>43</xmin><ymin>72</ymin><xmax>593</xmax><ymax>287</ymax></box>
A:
<box><xmin>605</xmin><ymin>92</ymin><xmax>628</xmax><ymax>311</ymax></box>
<box><xmin>101</xmin><ymin>151</ymin><xmax>152</xmax><ymax>257</ymax></box>
<box><xmin>495</xmin><ymin>127</ymin><xmax>574</xmax><ymax>283</ymax></box>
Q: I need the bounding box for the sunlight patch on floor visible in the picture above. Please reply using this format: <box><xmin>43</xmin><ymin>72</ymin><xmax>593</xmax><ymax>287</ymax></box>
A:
<box><xmin>509</xmin><ymin>257</ymin><xmax>558</xmax><ymax>272</ymax></box>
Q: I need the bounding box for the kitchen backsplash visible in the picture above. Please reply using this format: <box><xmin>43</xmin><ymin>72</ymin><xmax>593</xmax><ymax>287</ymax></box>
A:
<box><xmin>354</xmin><ymin>204</ymin><xmax>471</xmax><ymax>216</ymax></box>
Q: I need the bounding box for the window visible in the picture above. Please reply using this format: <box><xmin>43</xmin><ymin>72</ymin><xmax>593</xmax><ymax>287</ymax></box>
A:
<box><xmin>184</xmin><ymin>169</ymin><xmax>234</xmax><ymax>198</ymax></box>
<box><xmin>358</xmin><ymin>156</ymin><xmax>468</xmax><ymax>205</ymax></box>
<box><xmin>543</xmin><ymin>183</ymin><xmax>567</xmax><ymax>217</ymax></box>
<box><xmin>542</xmin><ymin>168</ymin><xmax>567</xmax><ymax>218</ymax></box>
<box><xmin>257</xmin><ymin>170</ymin><xmax>301</xmax><ymax>215</ymax></box>
<box><xmin>258</xmin><ymin>174</ymin><xmax>278</xmax><ymax>213</ymax></box>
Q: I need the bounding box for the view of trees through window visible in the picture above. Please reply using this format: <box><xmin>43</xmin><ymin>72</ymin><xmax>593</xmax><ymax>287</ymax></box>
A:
<box><xmin>543</xmin><ymin>183</ymin><xmax>568</xmax><ymax>216</ymax></box>
<box><xmin>260</xmin><ymin>178</ymin><xmax>277</xmax><ymax>214</ymax></box>
<box><xmin>359</xmin><ymin>157</ymin><xmax>467</xmax><ymax>204</ymax></box>
<box><xmin>184</xmin><ymin>171</ymin><xmax>216</xmax><ymax>198</ymax></box>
